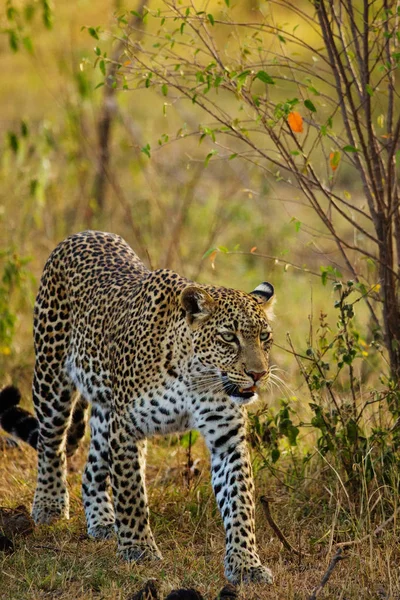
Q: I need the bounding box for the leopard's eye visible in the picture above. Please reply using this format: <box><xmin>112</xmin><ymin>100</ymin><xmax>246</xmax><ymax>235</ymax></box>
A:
<box><xmin>219</xmin><ymin>331</ymin><xmax>237</xmax><ymax>343</ymax></box>
<box><xmin>260</xmin><ymin>330</ymin><xmax>271</xmax><ymax>342</ymax></box>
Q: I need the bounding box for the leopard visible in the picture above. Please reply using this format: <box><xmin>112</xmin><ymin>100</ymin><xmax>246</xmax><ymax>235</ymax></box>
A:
<box><xmin>0</xmin><ymin>230</ymin><xmax>276</xmax><ymax>584</ymax></box>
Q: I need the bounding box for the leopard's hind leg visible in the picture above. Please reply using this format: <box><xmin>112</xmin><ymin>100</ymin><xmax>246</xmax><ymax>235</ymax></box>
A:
<box><xmin>32</xmin><ymin>364</ymin><xmax>76</xmax><ymax>524</ymax></box>
<box><xmin>82</xmin><ymin>404</ymin><xmax>115</xmax><ymax>539</ymax></box>
<box><xmin>31</xmin><ymin>263</ymin><xmax>76</xmax><ymax>525</ymax></box>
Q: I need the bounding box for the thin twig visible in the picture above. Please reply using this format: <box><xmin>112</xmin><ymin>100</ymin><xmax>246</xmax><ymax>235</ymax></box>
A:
<box><xmin>260</xmin><ymin>495</ymin><xmax>311</xmax><ymax>557</ymax></box>
<box><xmin>32</xmin><ymin>544</ymin><xmax>77</xmax><ymax>554</ymax></box>
<box><xmin>308</xmin><ymin>548</ymin><xmax>347</xmax><ymax>600</ymax></box>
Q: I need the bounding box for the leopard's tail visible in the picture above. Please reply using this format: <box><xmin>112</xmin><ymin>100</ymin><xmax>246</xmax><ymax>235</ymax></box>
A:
<box><xmin>0</xmin><ymin>386</ymin><xmax>89</xmax><ymax>457</ymax></box>
<box><xmin>0</xmin><ymin>386</ymin><xmax>38</xmax><ymax>449</ymax></box>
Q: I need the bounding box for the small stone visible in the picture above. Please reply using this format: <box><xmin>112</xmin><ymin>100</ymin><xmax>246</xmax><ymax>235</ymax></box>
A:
<box><xmin>0</xmin><ymin>505</ymin><xmax>35</xmax><ymax>537</ymax></box>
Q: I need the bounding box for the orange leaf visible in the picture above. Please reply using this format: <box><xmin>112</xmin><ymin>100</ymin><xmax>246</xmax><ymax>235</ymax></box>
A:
<box><xmin>288</xmin><ymin>111</ymin><xmax>303</xmax><ymax>133</ymax></box>
<box><xmin>209</xmin><ymin>250</ymin><xmax>217</xmax><ymax>270</ymax></box>
<box><xmin>329</xmin><ymin>151</ymin><xmax>340</xmax><ymax>171</ymax></box>
<box><xmin>250</xmin><ymin>246</ymin><xmax>257</xmax><ymax>253</ymax></box>
<box><xmin>123</xmin><ymin>60</ymin><xmax>131</xmax><ymax>66</ymax></box>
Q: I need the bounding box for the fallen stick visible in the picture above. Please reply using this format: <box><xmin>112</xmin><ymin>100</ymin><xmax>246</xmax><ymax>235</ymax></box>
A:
<box><xmin>308</xmin><ymin>548</ymin><xmax>346</xmax><ymax>600</ymax></box>
<box><xmin>260</xmin><ymin>495</ymin><xmax>311</xmax><ymax>557</ymax></box>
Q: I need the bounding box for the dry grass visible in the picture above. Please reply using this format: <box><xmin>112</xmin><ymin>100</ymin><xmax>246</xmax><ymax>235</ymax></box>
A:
<box><xmin>1</xmin><ymin>427</ymin><xmax>399</xmax><ymax>600</ymax></box>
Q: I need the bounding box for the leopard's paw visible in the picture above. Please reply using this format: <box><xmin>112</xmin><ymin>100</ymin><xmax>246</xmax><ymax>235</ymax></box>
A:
<box><xmin>118</xmin><ymin>542</ymin><xmax>163</xmax><ymax>563</ymax></box>
<box><xmin>87</xmin><ymin>523</ymin><xmax>115</xmax><ymax>540</ymax></box>
<box><xmin>225</xmin><ymin>552</ymin><xmax>273</xmax><ymax>585</ymax></box>
<box><xmin>32</xmin><ymin>498</ymin><xmax>69</xmax><ymax>525</ymax></box>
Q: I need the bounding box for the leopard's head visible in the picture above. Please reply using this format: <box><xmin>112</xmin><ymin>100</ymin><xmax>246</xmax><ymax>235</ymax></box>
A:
<box><xmin>180</xmin><ymin>282</ymin><xmax>275</xmax><ymax>405</ymax></box>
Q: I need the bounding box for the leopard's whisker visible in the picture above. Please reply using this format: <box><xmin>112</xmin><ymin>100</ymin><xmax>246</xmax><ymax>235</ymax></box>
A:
<box><xmin>267</xmin><ymin>372</ymin><xmax>294</xmax><ymax>397</ymax></box>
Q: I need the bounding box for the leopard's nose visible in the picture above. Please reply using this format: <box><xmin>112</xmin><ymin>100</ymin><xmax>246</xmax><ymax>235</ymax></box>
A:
<box><xmin>245</xmin><ymin>369</ymin><xmax>267</xmax><ymax>382</ymax></box>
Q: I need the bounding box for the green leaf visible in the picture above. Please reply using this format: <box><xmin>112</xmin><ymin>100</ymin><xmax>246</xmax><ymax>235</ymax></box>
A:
<box><xmin>99</xmin><ymin>60</ymin><xmax>106</xmax><ymax>76</ymax></box>
<box><xmin>291</xmin><ymin>217</ymin><xmax>301</xmax><ymax>233</ymax></box>
<box><xmin>308</xmin><ymin>86</ymin><xmax>320</xmax><ymax>96</ymax></box>
<box><xmin>20</xmin><ymin>121</ymin><xmax>29</xmax><ymax>137</ymax></box>
<box><xmin>205</xmin><ymin>149</ymin><xmax>218</xmax><ymax>166</ymax></box>
<box><xmin>21</xmin><ymin>36</ymin><xmax>34</xmax><ymax>54</ymax></box>
<box><xmin>229</xmin><ymin>153</ymin><xmax>237</xmax><ymax>160</ymax></box>
<box><xmin>179</xmin><ymin>431</ymin><xmax>199</xmax><ymax>448</ymax></box>
<box><xmin>343</xmin><ymin>145</ymin><xmax>360</xmax><ymax>153</ymax></box>
<box><xmin>396</xmin><ymin>150</ymin><xmax>400</xmax><ymax>165</ymax></box>
<box><xmin>42</xmin><ymin>0</ymin><xmax>52</xmax><ymax>29</ymax></box>
<box><xmin>224</xmin><ymin>0</ymin><xmax>230</xmax><ymax>6</ymax></box>
<box><xmin>8</xmin><ymin>132</ymin><xmax>18</xmax><ymax>153</ymax></box>
<box><xmin>161</xmin><ymin>83</ymin><xmax>168</xmax><ymax>96</ymax></box>
<box><xmin>304</xmin><ymin>99</ymin><xmax>316</xmax><ymax>112</ymax></box>
<box><xmin>6</xmin><ymin>6</ymin><xmax>16</xmax><ymax>20</ymax></box>
<box><xmin>207</xmin><ymin>13</ymin><xmax>214</xmax><ymax>26</ymax></box>
<box><xmin>271</xmin><ymin>448</ymin><xmax>280</xmax><ymax>463</ymax></box>
<box><xmin>236</xmin><ymin>70</ymin><xmax>250</xmax><ymax>85</ymax></box>
<box><xmin>287</xmin><ymin>424</ymin><xmax>299</xmax><ymax>446</ymax></box>
<box><xmin>141</xmin><ymin>143</ymin><xmax>151</xmax><ymax>158</ymax></box>
<box><xmin>8</xmin><ymin>30</ymin><xmax>19</xmax><ymax>53</ymax></box>
<box><xmin>365</xmin><ymin>84</ymin><xmax>374</xmax><ymax>96</ymax></box>
<box><xmin>255</xmin><ymin>71</ymin><xmax>275</xmax><ymax>84</ymax></box>
<box><xmin>88</xmin><ymin>27</ymin><xmax>99</xmax><ymax>40</ymax></box>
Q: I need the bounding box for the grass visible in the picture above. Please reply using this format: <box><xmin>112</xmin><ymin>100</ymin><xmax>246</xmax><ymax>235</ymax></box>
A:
<box><xmin>1</xmin><ymin>415</ymin><xmax>399</xmax><ymax>600</ymax></box>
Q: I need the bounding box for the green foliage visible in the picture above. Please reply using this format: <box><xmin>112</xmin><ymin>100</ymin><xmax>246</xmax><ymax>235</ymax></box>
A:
<box><xmin>251</xmin><ymin>280</ymin><xmax>400</xmax><ymax>496</ymax></box>
<box><xmin>3</xmin><ymin>0</ymin><xmax>53</xmax><ymax>54</ymax></box>
<box><xmin>179</xmin><ymin>430</ymin><xmax>199</xmax><ymax>449</ymax></box>
<box><xmin>0</xmin><ymin>249</ymin><xmax>34</xmax><ymax>355</ymax></box>
<box><xmin>250</xmin><ymin>399</ymin><xmax>299</xmax><ymax>465</ymax></box>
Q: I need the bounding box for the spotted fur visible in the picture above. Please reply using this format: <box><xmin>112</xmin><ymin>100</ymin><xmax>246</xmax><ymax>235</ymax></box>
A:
<box><xmin>1</xmin><ymin>231</ymin><xmax>276</xmax><ymax>584</ymax></box>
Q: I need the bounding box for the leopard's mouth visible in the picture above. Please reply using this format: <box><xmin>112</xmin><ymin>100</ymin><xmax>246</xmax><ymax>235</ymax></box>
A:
<box><xmin>221</xmin><ymin>373</ymin><xmax>257</xmax><ymax>400</ymax></box>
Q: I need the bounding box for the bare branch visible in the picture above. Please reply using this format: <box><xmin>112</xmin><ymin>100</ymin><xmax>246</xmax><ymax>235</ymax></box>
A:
<box><xmin>308</xmin><ymin>548</ymin><xmax>347</xmax><ymax>600</ymax></box>
<box><xmin>260</xmin><ymin>496</ymin><xmax>311</xmax><ymax>557</ymax></box>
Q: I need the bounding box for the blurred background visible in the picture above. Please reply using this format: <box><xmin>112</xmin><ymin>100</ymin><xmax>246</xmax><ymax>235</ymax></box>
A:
<box><xmin>0</xmin><ymin>0</ymin><xmax>377</xmax><ymax>386</ymax></box>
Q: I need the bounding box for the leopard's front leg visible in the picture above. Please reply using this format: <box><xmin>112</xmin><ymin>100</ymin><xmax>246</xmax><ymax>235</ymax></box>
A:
<box><xmin>109</xmin><ymin>411</ymin><xmax>162</xmax><ymax>562</ymax></box>
<box><xmin>198</xmin><ymin>407</ymin><xmax>273</xmax><ymax>585</ymax></box>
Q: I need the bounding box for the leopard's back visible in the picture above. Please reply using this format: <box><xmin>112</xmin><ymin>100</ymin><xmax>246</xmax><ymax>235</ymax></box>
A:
<box><xmin>34</xmin><ymin>231</ymin><xmax>150</xmax><ymax>404</ymax></box>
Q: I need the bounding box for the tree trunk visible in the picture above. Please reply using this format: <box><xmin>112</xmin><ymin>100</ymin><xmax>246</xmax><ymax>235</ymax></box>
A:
<box><xmin>377</xmin><ymin>214</ymin><xmax>400</xmax><ymax>381</ymax></box>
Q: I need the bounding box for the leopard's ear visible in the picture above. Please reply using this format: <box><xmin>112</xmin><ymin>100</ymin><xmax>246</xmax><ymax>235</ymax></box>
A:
<box><xmin>250</xmin><ymin>282</ymin><xmax>275</xmax><ymax>320</ymax></box>
<box><xmin>180</xmin><ymin>286</ymin><xmax>215</xmax><ymax>327</ymax></box>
